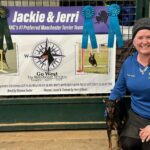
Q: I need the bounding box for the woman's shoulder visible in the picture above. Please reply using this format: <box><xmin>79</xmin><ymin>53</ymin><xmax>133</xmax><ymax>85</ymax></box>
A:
<box><xmin>124</xmin><ymin>52</ymin><xmax>137</xmax><ymax>64</ymax></box>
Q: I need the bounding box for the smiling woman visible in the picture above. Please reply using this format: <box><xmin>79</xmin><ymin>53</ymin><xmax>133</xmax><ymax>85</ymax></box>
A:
<box><xmin>109</xmin><ymin>18</ymin><xmax>150</xmax><ymax>150</ymax></box>
<box><xmin>132</xmin><ymin>18</ymin><xmax>150</xmax><ymax>69</ymax></box>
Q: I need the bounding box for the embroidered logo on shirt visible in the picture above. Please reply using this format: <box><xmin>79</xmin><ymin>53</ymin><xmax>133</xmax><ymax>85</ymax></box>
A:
<box><xmin>127</xmin><ymin>74</ymin><xmax>135</xmax><ymax>77</ymax></box>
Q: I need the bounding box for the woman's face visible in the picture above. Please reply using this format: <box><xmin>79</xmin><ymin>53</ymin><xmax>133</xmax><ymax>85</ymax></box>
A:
<box><xmin>133</xmin><ymin>29</ymin><xmax>150</xmax><ymax>55</ymax></box>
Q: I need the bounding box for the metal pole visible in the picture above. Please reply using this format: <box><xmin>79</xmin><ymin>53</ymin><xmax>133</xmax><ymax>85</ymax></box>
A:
<box><xmin>145</xmin><ymin>0</ymin><xmax>150</xmax><ymax>17</ymax></box>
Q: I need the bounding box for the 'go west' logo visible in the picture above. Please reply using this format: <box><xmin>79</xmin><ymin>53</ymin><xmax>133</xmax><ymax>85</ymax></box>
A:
<box><xmin>24</xmin><ymin>39</ymin><xmax>65</xmax><ymax>72</ymax></box>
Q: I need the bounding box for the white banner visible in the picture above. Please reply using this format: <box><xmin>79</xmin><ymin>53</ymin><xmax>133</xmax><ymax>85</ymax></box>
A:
<box><xmin>0</xmin><ymin>34</ymin><xmax>116</xmax><ymax>95</ymax></box>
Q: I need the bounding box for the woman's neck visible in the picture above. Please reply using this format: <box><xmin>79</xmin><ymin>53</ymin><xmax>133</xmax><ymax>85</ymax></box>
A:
<box><xmin>137</xmin><ymin>54</ymin><xmax>150</xmax><ymax>67</ymax></box>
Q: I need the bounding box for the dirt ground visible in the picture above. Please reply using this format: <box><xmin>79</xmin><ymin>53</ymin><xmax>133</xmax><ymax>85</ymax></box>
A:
<box><xmin>0</xmin><ymin>130</ymin><xmax>118</xmax><ymax>150</ymax></box>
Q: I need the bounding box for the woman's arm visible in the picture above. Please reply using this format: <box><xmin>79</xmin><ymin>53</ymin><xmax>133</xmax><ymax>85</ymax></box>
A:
<box><xmin>109</xmin><ymin>64</ymin><xmax>127</xmax><ymax>100</ymax></box>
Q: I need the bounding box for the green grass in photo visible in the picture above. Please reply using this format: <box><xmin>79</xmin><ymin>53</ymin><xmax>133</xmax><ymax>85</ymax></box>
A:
<box><xmin>78</xmin><ymin>44</ymin><xmax>109</xmax><ymax>74</ymax></box>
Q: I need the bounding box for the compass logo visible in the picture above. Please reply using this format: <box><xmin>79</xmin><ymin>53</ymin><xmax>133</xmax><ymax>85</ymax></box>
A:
<box><xmin>31</xmin><ymin>39</ymin><xmax>65</xmax><ymax>72</ymax></box>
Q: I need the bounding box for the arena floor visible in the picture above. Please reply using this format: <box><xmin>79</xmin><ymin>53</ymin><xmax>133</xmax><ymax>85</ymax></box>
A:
<box><xmin>0</xmin><ymin>129</ymin><xmax>118</xmax><ymax>150</ymax></box>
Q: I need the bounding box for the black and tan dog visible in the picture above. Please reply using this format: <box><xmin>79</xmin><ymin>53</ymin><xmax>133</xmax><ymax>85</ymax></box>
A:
<box><xmin>89</xmin><ymin>53</ymin><xmax>97</xmax><ymax>67</ymax></box>
<box><xmin>0</xmin><ymin>48</ymin><xmax>9</xmax><ymax>69</ymax></box>
<box><xmin>103</xmin><ymin>99</ymin><xmax>128</xmax><ymax>150</ymax></box>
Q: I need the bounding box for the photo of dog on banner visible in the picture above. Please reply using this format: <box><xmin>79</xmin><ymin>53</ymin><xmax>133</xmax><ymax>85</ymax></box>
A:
<box><xmin>78</xmin><ymin>4</ymin><xmax>124</xmax><ymax>75</ymax></box>
<box><xmin>0</xmin><ymin>6</ymin><xmax>17</xmax><ymax>74</ymax></box>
